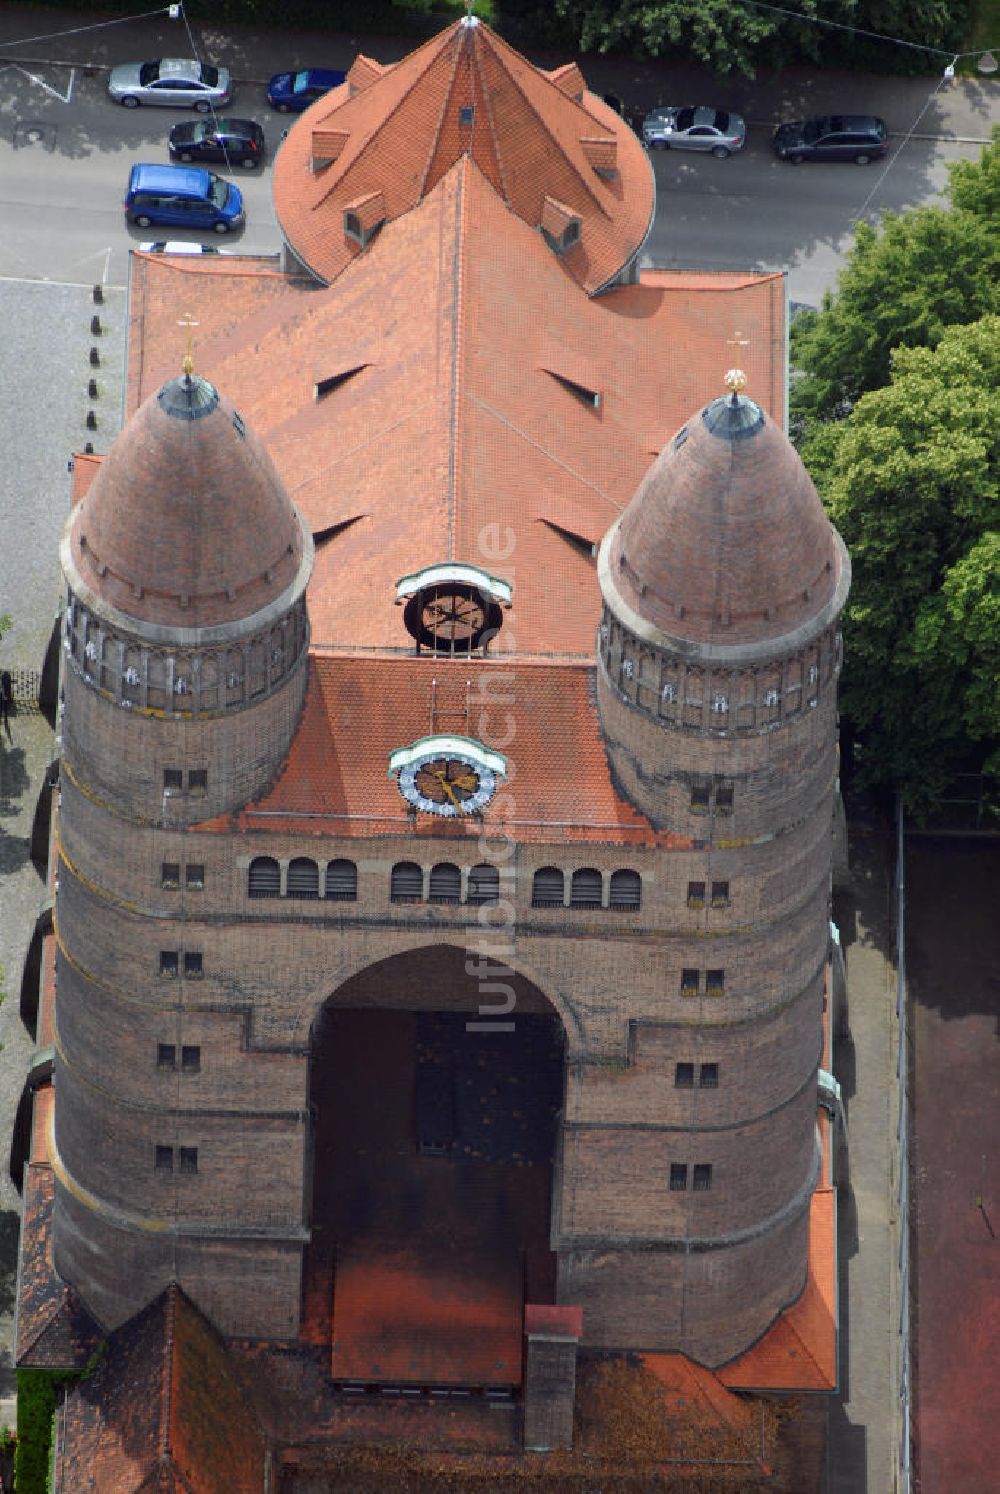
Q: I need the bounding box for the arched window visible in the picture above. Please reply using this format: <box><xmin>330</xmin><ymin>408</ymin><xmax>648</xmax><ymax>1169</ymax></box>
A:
<box><xmin>390</xmin><ymin>862</ymin><xmax>423</xmax><ymax>904</ymax></box>
<box><xmin>248</xmin><ymin>857</ymin><xmax>280</xmax><ymax>899</ymax></box>
<box><xmin>428</xmin><ymin>863</ymin><xmax>461</xmax><ymax>905</ymax></box>
<box><xmin>570</xmin><ymin>868</ymin><xmax>603</xmax><ymax>909</ymax></box>
<box><xmin>325</xmin><ymin>859</ymin><xmax>357</xmax><ymax>901</ymax></box>
<box><xmin>467</xmin><ymin>864</ymin><xmax>500</xmax><ymax>905</ymax></box>
<box><xmin>609</xmin><ymin>869</ymin><xmax>641</xmax><ymax>910</ymax></box>
<box><xmin>287</xmin><ymin>857</ymin><xmax>319</xmax><ymax>899</ymax></box>
<box><xmin>532</xmin><ymin>867</ymin><xmax>564</xmax><ymax>909</ymax></box>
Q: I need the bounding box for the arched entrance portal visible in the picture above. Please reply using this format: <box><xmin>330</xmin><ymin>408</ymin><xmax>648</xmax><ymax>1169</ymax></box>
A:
<box><xmin>303</xmin><ymin>946</ymin><xmax>565</xmax><ymax>1396</ymax></box>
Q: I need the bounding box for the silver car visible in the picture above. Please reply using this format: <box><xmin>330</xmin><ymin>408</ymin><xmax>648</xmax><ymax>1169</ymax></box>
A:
<box><xmin>107</xmin><ymin>58</ymin><xmax>232</xmax><ymax>113</ymax></box>
<box><xmin>642</xmin><ymin>106</ymin><xmax>746</xmax><ymax>158</ymax></box>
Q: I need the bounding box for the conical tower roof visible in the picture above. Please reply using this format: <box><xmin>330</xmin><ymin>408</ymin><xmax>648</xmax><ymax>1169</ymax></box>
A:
<box><xmin>601</xmin><ymin>384</ymin><xmax>848</xmax><ymax>652</ymax></box>
<box><xmin>68</xmin><ymin>372</ymin><xmax>304</xmax><ymax>630</ymax></box>
<box><xmin>273</xmin><ymin>14</ymin><xmax>652</xmax><ymax>291</ymax></box>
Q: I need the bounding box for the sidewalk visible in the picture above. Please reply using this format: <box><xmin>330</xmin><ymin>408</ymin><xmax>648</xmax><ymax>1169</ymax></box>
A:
<box><xmin>0</xmin><ymin>4</ymin><xmax>995</xmax><ymax>142</ymax></box>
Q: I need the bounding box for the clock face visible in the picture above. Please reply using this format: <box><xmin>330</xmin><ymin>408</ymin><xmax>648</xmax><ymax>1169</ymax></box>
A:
<box><xmin>398</xmin><ymin>753</ymin><xmax>497</xmax><ymax>817</ymax></box>
<box><xmin>403</xmin><ymin>583</ymin><xmax>500</xmax><ymax>654</ymax></box>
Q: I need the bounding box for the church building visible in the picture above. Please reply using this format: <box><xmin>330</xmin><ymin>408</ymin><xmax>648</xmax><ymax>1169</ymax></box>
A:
<box><xmin>15</xmin><ymin>15</ymin><xmax>847</xmax><ymax>1487</ymax></box>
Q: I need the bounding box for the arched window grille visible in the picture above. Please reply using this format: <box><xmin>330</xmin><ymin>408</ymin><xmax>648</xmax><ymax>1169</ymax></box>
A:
<box><xmin>570</xmin><ymin>868</ymin><xmax>603</xmax><ymax>909</ymax></box>
<box><xmin>428</xmin><ymin>863</ymin><xmax>461</xmax><ymax>905</ymax></box>
<box><xmin>467</xmin><ymin>864</ymin><xmax>500</xmax><ymax>905</ymax></box>
<box><xmin>532</xmin><ymin>867</ymin><xmax>565</xmax><ymax>908</ymax></box>
<box><xmin>248</xmin><ymin>857</ymin><xmax>280</xmax><ymax>899</ymax></box>
<box><xmin>390</xmin><ymin>862</ymin><xmax>423</xmax><ymax>904</ymax></box>
<box><xmin>325</xmin><ymin>860</ymin><xmax>357</xmax><ymax>901</ymax></box>
<box><xmin>287</xmin><ymin>857</ymin><xmax>320</xmax><ymax>899</ymax></box>
<box><xmin>609</xmin><ymin>869</ymin><xmax>641</xmax><ymax>910</ymax></box>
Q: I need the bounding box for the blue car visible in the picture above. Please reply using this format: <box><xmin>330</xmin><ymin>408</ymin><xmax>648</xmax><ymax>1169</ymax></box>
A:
<box><xmin>267</xmin><ymin>68</ymin><xmax>345</xmax><ymax>113</ymax></box>
<box><xmin>124</xmin><ymin>163</ymin><xmax>244</xmax><ymax>234</ymax></box>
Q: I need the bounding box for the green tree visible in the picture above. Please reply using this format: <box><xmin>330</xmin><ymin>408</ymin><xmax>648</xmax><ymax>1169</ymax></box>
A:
<box><xmin>791</xmin><ymin>131</ymin><xmax>1000</xmax><ymax>427</ymax></box>
<box><xmin>551</xmin><ymin>0</ymin><xmax>789</xmax><ymax>74</ymax></box>
<box><xmin>804</xmin><ymin>317</ymin><xmax>1000</xmax><ymax>809</ymax></box>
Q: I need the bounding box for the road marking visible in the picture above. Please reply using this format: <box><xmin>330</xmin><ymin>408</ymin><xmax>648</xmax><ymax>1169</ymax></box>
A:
<box><xmin>0</xmin><ymin>63</ymin><xmax>75</xmax><ymax>104</ymax></box>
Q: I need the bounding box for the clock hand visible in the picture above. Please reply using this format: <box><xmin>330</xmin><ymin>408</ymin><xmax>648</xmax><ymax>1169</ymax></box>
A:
<box><xmin>431</xmin><ymin>768</ymin><xmax>462</xmax><ymax>807</ymax></box>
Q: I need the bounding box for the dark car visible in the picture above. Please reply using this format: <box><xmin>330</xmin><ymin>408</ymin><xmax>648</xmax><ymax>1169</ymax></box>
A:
<box><xmin>169</xmin><ymin>117</ymin><xmax>264</xmax><ymax>169</ymax></box>
<box><xmin>773</xmin><ymin>115</ymin><xmax>888</xmax><ymax>164</ymax></box>
<box><xmin>267</xmin><ymin>68</ymin><xmax>346</xmax><ymax>113</ymax></box>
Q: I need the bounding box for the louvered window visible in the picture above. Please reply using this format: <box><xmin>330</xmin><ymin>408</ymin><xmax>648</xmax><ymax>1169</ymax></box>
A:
<box><xmin>532</xmin><ymin>867</ymin><xmax>564</xmax><ymax>908</ymax></box>
<box><xmin>467</xmin><ymin>864</ymin><xmax>500</xmax><ymax>905</ymax></box>
<box><xmin>287</xmin><ymin>857</ymin><xmax>319</xmax><ymax>899</ymax></box>
<box><xmin>390</xmin><ymin>862</ymin><xmax>423</xmax><ymax>904</ymax></box>
<box><xmin>570</xmin><ymin>868</ymin><xmax>603</xmax><ymax>909</ymax></box>
<box><xmin>609</xmin><ymin>869</ymin><xmax>641</xmax><ymax>910</ymax></box>
<box><xmin>248</xmin><ymin>856</ymin><xmax>280</xmax><ymax>899</ymax></box>
<box><xmin>428</xmin><ymin>863</ymin><xmax>461</xmax><ymax>905</ymax></box>
<box><xmin>325</xmin><ymin>859</ymin><xmax>357</xmax><ymax>901</ymax></box>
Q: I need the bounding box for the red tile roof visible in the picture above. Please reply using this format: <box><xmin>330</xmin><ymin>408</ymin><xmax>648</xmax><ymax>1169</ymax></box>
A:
<box><xmin>15</xmin><ymin>1162</ymin><xmax>101</xmax><ymax>1371</ymax></box>
<box><xmin>55</xmin><ymin>1287</ymin><xmax>267</xmax><ymax>1494</ymax></box>
<box><xmin>640</xmin><ymin>1351</ymin><xmax>755</xmax><ymax>1435</ymax></box>
<box><xmin>127</xmin><ymin>166</ymin><xmax>784</xmax><ymax>661</ymax></box>
<box><xmin>272</xmin><ymin>18</ymin><xmax>653</xmax><ymax>293</ymax></box>
<box><xmin>199</xmin><ymin>654</ymin><xmax>693</xmax><ymax>848</ymax></box>
<box><xmin>332</xmin><ymin>1244</ymin><xmax>524</xmax><ymax>1385</ymax></box>
<box><xmin>719</xmin><ymin>1182</ymin><xmax>838</xmax><ymax>1393</ymax></box>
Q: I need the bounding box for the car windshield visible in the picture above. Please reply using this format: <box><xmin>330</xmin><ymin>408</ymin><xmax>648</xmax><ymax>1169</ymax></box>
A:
<box><xmin>200</xmin><ymin>64</ymin><xmax>220</xmax><ymax>87</ymax></box>
<box><xmin>675</xmin><ymin>108</ymin><xmax>695</xmax><ymax>131</ymax></box>
<box><xmin>191</xmin><ymin>121</ymin><xmax>212</xmax><ymax>141</ymax></box>
<box><xmin>210</xmin><ymin>178</ymin><xmax>229</xmax><ymax>209</ymax></box>
<box><xmin>292</xmin><ymin>70</ymin><xmax>310</xmax><ymax>92</ymax></box>
<box><xmin>139</xmin><ymin>61</ymin><xmax>161</xmax><ymax>85</ymax></box>
<box><xmin>713</xmin><ymin>111</ymin><xmax>731</xmax><ymax>132</ymax></box>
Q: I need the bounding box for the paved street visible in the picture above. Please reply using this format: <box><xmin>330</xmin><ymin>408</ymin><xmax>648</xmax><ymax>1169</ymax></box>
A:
<box><xmin>0</xmin><ymin>9</ymin><xmax>995</xmax><ymax>297</ymax></box>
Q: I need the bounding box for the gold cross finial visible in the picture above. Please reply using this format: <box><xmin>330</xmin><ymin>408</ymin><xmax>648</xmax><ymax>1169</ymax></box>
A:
<box><xmin>724</xmin><ymin>332</ymin><xmax>750</xmax><ymax>397</ymax></box>
<box><xmin>727</xmin><ymin>329</ymin><xmax>750</xmax><ymax>353</ymax></box>
<box><xmin>177</xmin><ymin>312</ymin><xmax>199</xmax><ymax>377</ymax></box>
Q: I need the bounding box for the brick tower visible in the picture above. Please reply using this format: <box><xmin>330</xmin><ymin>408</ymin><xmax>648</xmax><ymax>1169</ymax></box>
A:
<box><xmin>584</xmin><ymin>375</ymin><xmax>851</xmax><ymax>1363</ymax></box>
<box><xmin>53</xmin><ymin>369</ymin><xmax>313</xmax><ymax>1330</ymax></box>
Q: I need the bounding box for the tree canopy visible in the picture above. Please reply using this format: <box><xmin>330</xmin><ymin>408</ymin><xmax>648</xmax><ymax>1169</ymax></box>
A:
<box><xmin>545</xmin><ymin>0</ymin><xmax>969</xmax><ymax>74</ymax></box>
<box><xmin>803</xmin><ymin>317</ymin><xmax>1000</xmax><ymax>809</ymax></box>
<box><xmin>790</xmin><ymin>129</ymin><xmax>1000</xmax><ymax>429</ymax></box>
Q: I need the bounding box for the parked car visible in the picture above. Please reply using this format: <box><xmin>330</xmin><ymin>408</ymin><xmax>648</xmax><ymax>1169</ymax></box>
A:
<box><xmin>108</xmin><ymin>58</ymin><xmax>232</xmax><ymax>112</ymax></box>
<box><xmin>642</xmin><ymin>105</ymin><xmax>746</xmax><ymax>157</ymax></box>
<box><xmin>772</xmin><ymin>115</ymin><xmax>889</xmax><ymax>164</ymax></box>
<box><xmin>168</xmin><ymin>118</ymin><xmax>264</xmax><ymax>169</ymax></box>
<box><xmin>138</xmin><ymin>241</ymin><xmax>225</xmax><ymax>254</ymax></box>
<box><xmin>124</xmin><ymin>164</ymin><xmax>244</xmax><ymax>234</ymax></box>
<box><xmin>266</xmin><ymin>68</ymin><xmax>346</xmax><ymax>112</ymax></box>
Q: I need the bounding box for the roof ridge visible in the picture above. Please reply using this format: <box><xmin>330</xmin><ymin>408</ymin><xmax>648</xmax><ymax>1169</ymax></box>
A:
<box><xmin>417</xmin><ymin>22</ymin><xmax>467</xmax><ymax>202</ymax></box>
<box><xmin>159</xmin><ymin>1285</ymin><xmax>177</xmax><ymax>1464</ymax></box>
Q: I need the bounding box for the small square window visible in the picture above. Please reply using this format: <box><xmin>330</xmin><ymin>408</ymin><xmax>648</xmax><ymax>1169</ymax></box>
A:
<box><xmin>706</xmin><ymin>969</ymin><xmax>725</xmax><ymax>997</ymax></box>
<box><xmin>184</xmin><ymin>952</ymin><xmax>203</xmax><ymax>978</ymax></box>
<box><xmin>161</xmin><ymin>862</ymin><xmax>180</xmax><ymax>889</ymax></box>
<box><xmin>699</xmin><ymin>1063</ymin><xmax>719</xmax><ymax>1089</ymax></box>
<box><xmin>711</xmin><ymin>881</ymin><xmax>730</xmax><ymax>907</ymax></box>
<box><xmin>188</xmin><ymin>770</ymin><xmax>207</xmax><ymax>795</ymax></box>
<box><xmin>687</xmin><ymin>881</ymin><xmax>706</xmax><ymax>908</ymax></box>
<box><xmin>675</xmin><ymin>1062</ymin><xmax>695</xmax><ymax>1088</ymax></box>
<box><xmin>185</xmin><ymin>864</ymin><xmax>205</xmax><ymax>890</ymax></box>
<box><xmin>715</xmin><ymin>784</ymin><xmax>734</xmax><ymax>812</ymax></box>
<box><xmin>693</xmin><ymin>1164</ymin><xmax>713</xmax><ymax>1191</ymax></box>
<box><xmin>178</xmin><ymin>1147</ymin><xmax>198</xmax><ymax>1175</ymax></box>
<box><xmin>157</xmin><ymin>1043</ymin><xmax>176</xmax><ymax>1070</ymax></box>
<box><xmin>181</xmin><ymin>1045</ymin><xmax>201</xmax><ymax>1073</ymax></box>
<box><xmin>459</xmin><ymin>105</ymin><xmax>475</xmax><ymax>126</ymax></box>
<box><xmin>163</xmin><ymin>769</ymin><xmax>183</xmax><ymax>792</ymax></box>
<box><xmin>690</xmin><ymin>785</ymin><xmax>711</xmax><ymax>812</ymax></box>
<box><xmin>680</xmin><ymin>968</ymin><xmax>700</xmax><ymax>996</ymax></box>
<box><xmin>669</xmin><ymin>1163</ymin><xmax>688</xmax><ymax>1191</ymax></box>
<box><xmin>155</xmin><ymin>1145</ymin><xmax>174</xmax><ymax>1173</ymax></box>
<box><xmin>159</xmin><ymin>951</ymin><xmax>179</xmax><ymax>977</ymax></box>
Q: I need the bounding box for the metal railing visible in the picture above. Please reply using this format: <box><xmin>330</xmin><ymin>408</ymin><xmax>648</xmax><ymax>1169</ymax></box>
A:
<box><xmin>895</xmin><ymin>796</ymin><xmax>912</xmax><ymax>1494</ymax></box>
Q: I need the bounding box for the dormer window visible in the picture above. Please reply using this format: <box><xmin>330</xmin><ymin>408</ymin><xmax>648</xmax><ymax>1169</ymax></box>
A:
<box><xmin>344</xmin><ymin>211</ymin><xmax>363</xmax><ymax>243</ymax></box>
<box><xmin>540</xmin><ymin>196</ymin><xmax>582</xmax><ymax>258</ymax></box>
<box><xmin>343</xmin><ymin>191</ymin><xmax>386</xmax><ymax>249</ymax></box>
<box><xmin>459</xmin><ymin>106</ymin><xmax>475</xmax><ymax>127</ymax></box>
